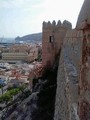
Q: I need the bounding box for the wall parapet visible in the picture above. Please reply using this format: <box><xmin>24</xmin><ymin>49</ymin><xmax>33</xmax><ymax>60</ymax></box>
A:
<box><xmin>43</xmin><ymin>20</ymin><xmax>72</xmax><ymax>30</ymax></box>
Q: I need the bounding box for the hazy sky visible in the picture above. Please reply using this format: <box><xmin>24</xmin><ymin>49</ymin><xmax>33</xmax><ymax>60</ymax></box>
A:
<box><xmin>0</xmin><ymin>0</ymin><xmax>84</xmax><ymax>38</ymax></box>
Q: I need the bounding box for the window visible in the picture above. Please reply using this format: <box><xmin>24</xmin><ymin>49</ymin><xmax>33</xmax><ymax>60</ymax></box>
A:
<box><xmin>49</xmin><ymin>36</ymin><xmax>54</xmax><ymax>43</ymax></box>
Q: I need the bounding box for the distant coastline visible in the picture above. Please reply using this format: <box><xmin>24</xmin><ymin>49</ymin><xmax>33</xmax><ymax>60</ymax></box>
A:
<box><xmin>0</xmin><ymin>38</ymin><xmax>15</xmax><ymax>43</ymax></box>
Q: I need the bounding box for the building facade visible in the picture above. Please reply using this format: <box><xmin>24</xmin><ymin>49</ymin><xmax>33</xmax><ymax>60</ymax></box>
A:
<box><xmin>2</xmin><ymin>52</ymin><xmax>28</xmax><ymax>61</ymax></box>
<box><xmin>1</xmin><ymin>44</ymin><xmax>39</xmax><ymax>62</ymax></box>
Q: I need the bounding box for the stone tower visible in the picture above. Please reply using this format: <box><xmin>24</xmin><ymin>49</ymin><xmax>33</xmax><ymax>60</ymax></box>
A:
<box><xmin>76</xmin><ymin>0</ymin><xmax>90</xmax><ymax>119</ymax></box>
<box><xmin>42</xmin><ymin>20</ymin><xmax>72</xmax><ymax>67</ymax></box>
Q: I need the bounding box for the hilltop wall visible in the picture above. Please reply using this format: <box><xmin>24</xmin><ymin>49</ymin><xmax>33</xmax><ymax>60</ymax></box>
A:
<box><xmin>42</xmin><ymin>20</ymin><xmax>72</xmax><ymax>67</ymax></box>
<box><xmin>54</xmin><ymin>29</ymin><xmax>83</xmax><ymax>120</ymax></box>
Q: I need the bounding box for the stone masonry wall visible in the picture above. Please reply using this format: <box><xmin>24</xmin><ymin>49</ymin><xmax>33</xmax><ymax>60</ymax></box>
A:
<box><xmin>54</xmin><ymin>29</ymin><xmax>83</xmax><ymax>120</ymax></box>
<box><xmin>42</xmin><ymin>20</ymin><xmax>72</xmax><ymax>67</ymax></box>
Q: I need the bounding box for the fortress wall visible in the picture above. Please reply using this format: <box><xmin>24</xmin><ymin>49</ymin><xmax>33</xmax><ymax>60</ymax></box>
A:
<box><xmin>54</xmin><ymin>46</ymin><xmax>70</xmax><ymax>120</ymax></box>
<box><xmin>54</xmin><ymin>29</ymin><xmax>83</xmax><ymax>120</ymax></box>
<box><xmin>42</xmin><ymin>20</ymin><xmax>72</xmax><ymax>67</ymax></box>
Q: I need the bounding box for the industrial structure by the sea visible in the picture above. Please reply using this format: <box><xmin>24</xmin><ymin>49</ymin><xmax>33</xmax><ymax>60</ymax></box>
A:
<box><xmin>0</xmin><ymin>0</ymin><xmax>90</xmax><ymax>120</ymax></box>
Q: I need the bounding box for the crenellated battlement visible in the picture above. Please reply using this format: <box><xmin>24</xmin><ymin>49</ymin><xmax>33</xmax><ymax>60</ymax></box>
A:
<box><xmin>62</xmin><ymin>20</ymin><xmax>72</xmax><ymax>29</ymax></box>
<box><xmin>42</xmin><ymin>19</ymin><xmax>72</xmax><ymax>67</ymax></box>
<box><xmin>43</xmin><ymin>20</ymin><xmax>72</xmax><ymax>30</ymax></box>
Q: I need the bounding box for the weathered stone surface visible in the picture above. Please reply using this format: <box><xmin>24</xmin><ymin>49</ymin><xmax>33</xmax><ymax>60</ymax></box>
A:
<box><xmin>54</xmin><ymin>30</ymin><xmax>83</xmax><ymax>120</ymax></box>
<box><xmin>76</xmin><ymin>0</ymin><xmax>90</xmax><ymax>27</ymax></box>
<box><xmin>42</xmin><ymin>20</ymin><xmax>72</xmax><ymax>67</ymax></box>
<box><xmin>63</xmin><ymin>20</ymin><xmax>72</xmax><ymax>29</ymax></box>
<box><xmin>54</xmin><ymin>48</ymin><xmax>69</xmax><ymax>120</ymax></box>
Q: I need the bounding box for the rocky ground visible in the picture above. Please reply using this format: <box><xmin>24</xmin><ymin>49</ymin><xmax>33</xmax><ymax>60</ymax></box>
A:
<box><xmin>3</xmin><ymin>66</ymin><xmax>58</xmax><ymax>120</ymax></box>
